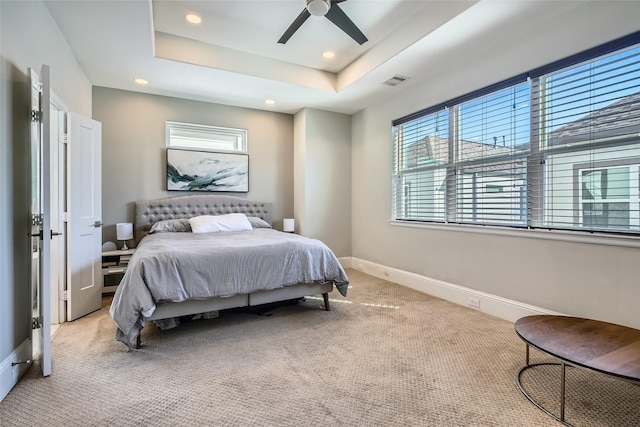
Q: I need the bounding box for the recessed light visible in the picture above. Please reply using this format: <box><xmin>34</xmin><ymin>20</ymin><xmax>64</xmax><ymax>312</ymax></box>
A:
<box><xmin>134</xmin><ymin>78</ymin><xmax>148</xmax><ymax>85</ymax></box>
<box><xmin>265</xmin><ymin>99</ymin><xmax>276</xmax><ymax>105</ymax></box>
<box><xmin>322</xmin><ymin>51</ymin><xmax>335</xmax><ymax>58</ymax></box>
<box><xmin>185</xmin><ymin>13</ymin><xmax>202</xmax><ymax>24</ymax></box>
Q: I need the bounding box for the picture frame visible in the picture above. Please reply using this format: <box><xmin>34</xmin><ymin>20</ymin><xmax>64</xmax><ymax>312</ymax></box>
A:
<box><xmin>167</xmin><ymin>148</ymin><xmax>249</xmax><ymax>192</ymax></box>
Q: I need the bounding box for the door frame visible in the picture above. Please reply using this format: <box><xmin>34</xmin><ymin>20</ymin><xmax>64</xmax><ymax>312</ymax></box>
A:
<box><xmin>49</xmin><ymin>92</ymin><xmax>68</xmax><ymax>325</ymax></box>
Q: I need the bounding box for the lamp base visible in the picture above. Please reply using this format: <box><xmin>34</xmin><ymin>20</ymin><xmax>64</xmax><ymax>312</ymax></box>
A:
<box><xmin>120</xmin><ymin>241</ymin><xmax>129</xmax><ymax>251</ymax></box>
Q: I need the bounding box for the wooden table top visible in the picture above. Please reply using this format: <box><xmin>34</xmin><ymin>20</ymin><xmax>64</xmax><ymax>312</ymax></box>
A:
<box><xmin>515</xmin><ymin>315</ymin><xmax>640</xmax><ymax>382</ymax></box>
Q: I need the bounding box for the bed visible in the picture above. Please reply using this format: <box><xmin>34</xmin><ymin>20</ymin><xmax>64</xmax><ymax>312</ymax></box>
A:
<box><xmin>109</xmin><ymin>195</ymin><xmax>349</xmax><ymax>349</ymax></box>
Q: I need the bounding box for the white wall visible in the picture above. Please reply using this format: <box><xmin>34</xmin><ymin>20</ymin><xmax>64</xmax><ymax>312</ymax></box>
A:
<box><xmin>351</xmin><ymin>2</ymin><xmax>640</xmax><ymax>329</ymax></box>
<box><xmin>0</xmin><ymin>0</ymin><xmax>91</xmax><ymax>401</ymax></box>
<box><xmin>293</xmin><ymin>108</ymin><xmax>352</xmax><ymax>257</ymax></box>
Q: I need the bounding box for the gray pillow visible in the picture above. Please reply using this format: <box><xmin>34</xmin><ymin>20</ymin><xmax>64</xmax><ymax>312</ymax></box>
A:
<box><xmin>149</xmin><ymin>218</ymin><xmax>192</xmax><ymax>234</ymax></box>
<box><xmin>247</xmin><ymin>216</ymin><xmax>271</xmax><ymax>229</ymax></box>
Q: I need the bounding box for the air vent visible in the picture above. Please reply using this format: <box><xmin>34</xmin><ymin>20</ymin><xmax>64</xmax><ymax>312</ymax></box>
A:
<box><xmin>382</xmin><ymin>75</ymin><xmax>409</xmax><ymax>86</ymax></box>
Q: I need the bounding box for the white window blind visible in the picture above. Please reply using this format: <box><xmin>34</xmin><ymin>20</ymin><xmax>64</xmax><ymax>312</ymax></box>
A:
<box><xmin>453</xmin><ymin>83</ymin><xmax>530</xmax><ymax>226</ymax></box>
<box><xmin>393</xmin><ymin>35</ymin><xmax>640</xmax><ymax>236</ymax></box>
<box><xmin>534</xmin><ymin>46</ymin><xmax>640</xmax><ymax>232</ymax></box>
<box><xmin>393</xmin><ymin>110</ymin><xmax>449</xmax><ymax>221</ymax></box>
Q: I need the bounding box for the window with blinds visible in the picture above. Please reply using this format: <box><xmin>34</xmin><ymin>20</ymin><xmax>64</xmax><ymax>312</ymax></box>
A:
<box><xmin>534</xmin><ymin>46</ymin><xmax>640</xmax><ymax>232</ymax></box>
<box><xmin>166</xmin><ymin>121</ymin><xmax>247</xmax><ymax>152</ymax></box>
<box><xmin>454</xmin><ymin>83</ymin><xmax>530</xmax><ymax>226</ymax></box>
<box><xmin>392</xmin><ymin>35</ymin><xmax>640</xmax><ymax>236</ymax></box>
<box><xmin>393</xmin><ymin>110</ymin><xmax>449</xmax><ymax>221</ymax></box>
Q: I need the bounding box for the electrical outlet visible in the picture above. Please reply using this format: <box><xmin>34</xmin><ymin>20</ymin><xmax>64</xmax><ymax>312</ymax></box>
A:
<box><xmin>468</xmin><ymin>297</ymin><xmax>480</xmax><ymax>309</ymax></box>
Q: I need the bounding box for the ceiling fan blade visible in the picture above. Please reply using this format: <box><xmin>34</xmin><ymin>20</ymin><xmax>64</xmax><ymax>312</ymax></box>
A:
<box><xmin>325</xmin><ymin>3</ymin><xmax>368</xmax><ymax>45</ymax></box>
<box><xmin>278</xmin><ymin>8</ymin><xmax>311</xmax><ymax>44</ymax></box>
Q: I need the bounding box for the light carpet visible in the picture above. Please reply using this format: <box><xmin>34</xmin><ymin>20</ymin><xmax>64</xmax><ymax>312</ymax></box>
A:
<box><xmin>1</xmin><ymin>269</ymin><xmax>639</xmax><ymax>426</ymax></box>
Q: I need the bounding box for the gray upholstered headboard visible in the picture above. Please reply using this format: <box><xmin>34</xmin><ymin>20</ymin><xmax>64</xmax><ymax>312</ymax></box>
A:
<box><xmin>134</xmin><ymin>195</ymin><xmax>272</xmax><ymax>243</ymax></box>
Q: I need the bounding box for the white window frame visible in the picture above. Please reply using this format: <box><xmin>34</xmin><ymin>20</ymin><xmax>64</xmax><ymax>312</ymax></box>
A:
<box><xmin>166</xmin><ymin>121</ymin><xmax>248</xmax><ymax>153</ymax></box>
<box><xmin>391</xmin><ymin>33</ymin><xmax>640</xmax><ymax>246</ymax></box>
<box><xmin>577</xmin><ymin>163</ymin><xmax>640</xmax><ymax>231</ymax></box>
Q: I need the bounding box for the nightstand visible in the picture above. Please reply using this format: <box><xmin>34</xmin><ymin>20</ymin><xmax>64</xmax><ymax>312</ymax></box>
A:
<box><xmin>102</xmin><ymin>248</ymin><xmax>135</xmax><ymax>293</ymax></box>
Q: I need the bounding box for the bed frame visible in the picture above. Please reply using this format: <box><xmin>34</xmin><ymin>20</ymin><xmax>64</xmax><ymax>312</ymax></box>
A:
<box><xmin>133</xmin><ymin>195</ymin><xmax>333</xmax><ymax>345</ymax></box>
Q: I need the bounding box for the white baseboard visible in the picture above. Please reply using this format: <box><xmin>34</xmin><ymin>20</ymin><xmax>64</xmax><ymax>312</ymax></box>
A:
<box><xmin>0</xmin><ymin>338</ymin><xmax>32</xmax><ymax>403</ymax></box>
<box><xmin>338</xmin><ymin>257</ymin><xmax>352</xmax><ymax>269</ymax></box>
<box><xmin>349</xmin><ymin>257</ymin><xmax>561</xmax><ymax>323</ymax></box>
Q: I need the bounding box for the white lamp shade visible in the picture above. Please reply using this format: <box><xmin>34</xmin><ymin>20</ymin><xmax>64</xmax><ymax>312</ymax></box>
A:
<box><xmin>116</xmin><ymin>222</ymin><xmax>133</xmax><ymax>240</ymax></box>
<box><xmin>283</xmin><ymin>218</ymin><xmax>295</xmax><ymax>233</ymax></box>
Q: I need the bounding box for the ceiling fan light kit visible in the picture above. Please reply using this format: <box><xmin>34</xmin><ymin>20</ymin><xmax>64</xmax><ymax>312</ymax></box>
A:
<box><xmin>306</xmin><ymin>0</ymin><xmax>330</xmax><ymax>16</ymax></box>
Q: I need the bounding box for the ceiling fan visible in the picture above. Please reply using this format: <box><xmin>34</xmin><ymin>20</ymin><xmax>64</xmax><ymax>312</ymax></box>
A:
<box><xmin>278</xmin><ymin>0</ymin><xmax>368</xmax><ymax>45</ymax></box>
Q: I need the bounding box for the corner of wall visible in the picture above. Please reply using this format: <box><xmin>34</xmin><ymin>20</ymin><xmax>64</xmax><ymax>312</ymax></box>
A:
<box><xmin>292</xmin><ymin>108</ymin><xmax>352</xmax><ymax>256</ymax></box>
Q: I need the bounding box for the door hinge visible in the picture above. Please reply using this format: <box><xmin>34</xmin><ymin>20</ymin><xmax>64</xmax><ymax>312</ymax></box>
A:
<box><xmin>32</xmin><ymin>316</ymin><xmax>42</xmax><ymax>330</ymax></box>
<box><xmin>61</xmin><ymin>133</ymin><xmax>69</xmax><ymax>144</ymax></box>
<box><xmin>32</xmin><ymin>214</ymin><xmax>43</xmax><ymax>227</ymax></box>
<box><xmin>63</xmin><ymin>212</ymin><xmax>70</xmax><ymax>222</ymax></box>
<box><xmin>60</xmin><ymin>290</ymin><xmax>68</xmax><ymax>301</ymax></box>
<box><xmin>31</xmin><ymin>110</ymin><xmax>42</xmax><ymax>123</ymax></box>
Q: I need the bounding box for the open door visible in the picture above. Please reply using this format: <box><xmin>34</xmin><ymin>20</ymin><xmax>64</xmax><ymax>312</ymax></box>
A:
<box><xmin>29</xmin><ymin>66</ymin><xmax>52</xmax><ymax>377</ymax></box>
<box><xmin>67</xmin><ymin>113</ymin><xmax>102</xmax><ymax>321</ymax></box>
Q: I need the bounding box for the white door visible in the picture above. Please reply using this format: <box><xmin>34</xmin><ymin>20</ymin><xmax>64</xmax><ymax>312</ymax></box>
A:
<box><xmin>67</xmin><ymin>113</ymin><xmax>102</xmax><ymax>321</ymax></box>
<box><xmin>29</xmin><ymin>66</ymin><xmax>51</xmax><ymax>377</ymax></box>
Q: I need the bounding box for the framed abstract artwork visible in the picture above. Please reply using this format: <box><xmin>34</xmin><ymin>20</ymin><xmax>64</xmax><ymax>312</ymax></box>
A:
<box><xmin>167</xmin><ymin>149</ymin><xmax>249</xmax><ymax>192</ymax></box>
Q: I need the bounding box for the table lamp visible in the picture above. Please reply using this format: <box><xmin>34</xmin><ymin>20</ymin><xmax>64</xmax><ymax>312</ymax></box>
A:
<box><xmin>283</xmin><ymin>218</ymin><xmax>295</xmax><ymax>233</ymax></box>
<box><xmin>116</xmin><ymin>222</ymin><xmax>133</xmax><ymax>250</ymax></box>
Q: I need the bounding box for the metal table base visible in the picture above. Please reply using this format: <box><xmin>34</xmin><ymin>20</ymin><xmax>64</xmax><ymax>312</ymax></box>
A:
<box><xmin>516</xmin><ymin>344</ymin><xmax>574</xmax><ymax>427</ymax></box>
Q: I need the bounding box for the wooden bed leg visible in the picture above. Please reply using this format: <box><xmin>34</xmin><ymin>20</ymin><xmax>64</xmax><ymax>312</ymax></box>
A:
<box><xmin>323</xmin><ymin>293</ymin><xmax>330</xmax><ymax>311</ymax></box>
<box><xmin>135</xmin><ymin>335</ymin><xmax>141</xmax><ymax>349</ymax></box>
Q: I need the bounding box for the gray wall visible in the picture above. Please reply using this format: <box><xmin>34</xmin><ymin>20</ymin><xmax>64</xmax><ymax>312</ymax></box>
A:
<box><xmin>92</xmin><ymin>87</ymin><xmax>294</xmax><ymax>244</ymax></box>
<box><xmin>0</xmin><ymin>0</ymin><xmax>91</xmax><ymax>383</ymax></box>
<box><xmin>293</xmin><ymin>108</ymin><xmax>352</xmax><ymax>257</ymax></box>
<box><xmin>351</xmin><ymin>2</ymin><xmax>640</xmax><ymax>329</ymax></box>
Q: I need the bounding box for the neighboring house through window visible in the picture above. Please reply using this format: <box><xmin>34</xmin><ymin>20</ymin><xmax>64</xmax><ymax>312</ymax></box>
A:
<box><xmin>578</xmin><ymin>164</ymin><xmax>640</xmax><ymax>231</ymax></box>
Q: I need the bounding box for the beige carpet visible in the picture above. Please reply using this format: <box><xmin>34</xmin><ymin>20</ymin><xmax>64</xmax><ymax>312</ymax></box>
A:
<box><xmin>1</xmin><ymin>269</ymin><xmax>639</xmax><ymax>426</ymax></box>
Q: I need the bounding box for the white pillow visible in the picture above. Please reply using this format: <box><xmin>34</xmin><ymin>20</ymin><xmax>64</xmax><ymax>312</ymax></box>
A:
<box><xmin>189</xmin><ymin>213</ymin><xmax>253</xmax><ymax>234</ymax></box>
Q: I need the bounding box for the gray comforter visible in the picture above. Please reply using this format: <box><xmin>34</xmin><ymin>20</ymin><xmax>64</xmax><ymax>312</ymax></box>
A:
<box><xmin>109</xmin><ymin>229</ymin><xmax>349</xmax><ymax>347</ymax></box>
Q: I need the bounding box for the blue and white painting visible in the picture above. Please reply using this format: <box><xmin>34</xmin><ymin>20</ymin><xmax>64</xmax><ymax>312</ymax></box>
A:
<box><xmin>167</xmin><ymin>149</ymin><xmax>249</xmax><ymax>192</ymax></box>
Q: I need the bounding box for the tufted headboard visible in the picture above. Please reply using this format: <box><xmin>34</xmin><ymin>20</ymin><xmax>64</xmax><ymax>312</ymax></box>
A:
<box><xmin>134</xmin><ymin>195</ymin><xmax>272</xmax><ymax>243</ymax></box>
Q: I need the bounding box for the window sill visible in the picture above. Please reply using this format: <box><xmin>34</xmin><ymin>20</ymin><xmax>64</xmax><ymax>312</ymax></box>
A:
<box><xmin>388</xmin><ymin>220</ymin><xmax>640</xmax><ymax>249</ymax></box>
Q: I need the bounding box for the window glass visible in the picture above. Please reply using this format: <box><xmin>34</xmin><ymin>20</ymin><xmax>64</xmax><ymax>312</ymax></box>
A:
<box><xmin>166</xmin><ymin>121</ymin><xmax>247</xmax><ymax>152</ymax></box>
<box><xmin>580</xmin><ymin>166</ymin><xmax>638</xmax><ymax>230</ymax></box>
<box><xmin>455</xmin><ymin>83</ymin><xmax>530</xmax><ymax>226</ymax></box>
<box><xmin>458</xmin><ymin>84</ymin><xmax>530</xmax><ymax>162</ymax></box>
<box><xmin>393</xmin><ymin>111</ymin><xmax>448</xmax><ymax>221</ymax></box>
<box><xmin>392</xmin><ymin>39</ymin><xmax>640</xmax><ymax>236</ymax></box>
<box><xmin>540</xmin><ymin>45</ymin><xmax>640</xmax><ymax>232</ymax></box>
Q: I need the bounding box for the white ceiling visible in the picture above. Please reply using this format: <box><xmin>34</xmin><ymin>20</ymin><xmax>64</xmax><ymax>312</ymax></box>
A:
<box><xmin>44</xmin><ymin>0</ymin><xmax>640</xmax><ymax>115</ymax></box>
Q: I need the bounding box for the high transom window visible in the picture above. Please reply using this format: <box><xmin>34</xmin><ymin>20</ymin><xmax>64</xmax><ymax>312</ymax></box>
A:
<box><xmin>166</xmin><ymin>121</ymin><xmax>247</xmax><ymax>152</ymax></box>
